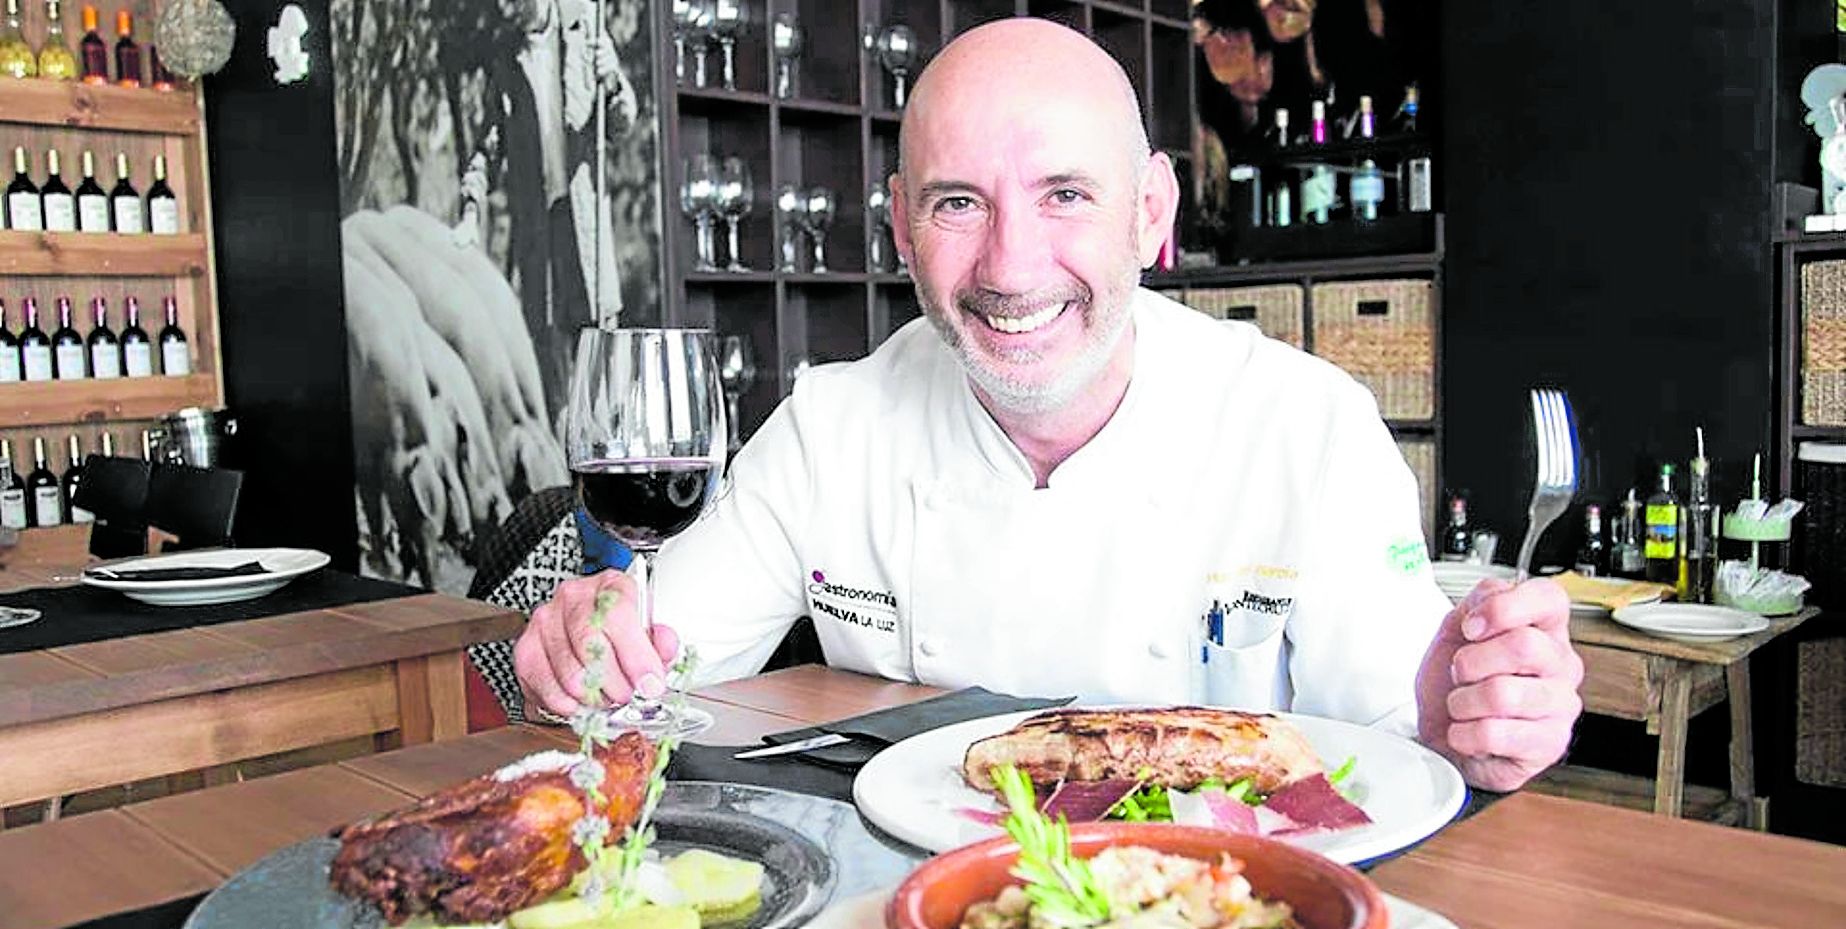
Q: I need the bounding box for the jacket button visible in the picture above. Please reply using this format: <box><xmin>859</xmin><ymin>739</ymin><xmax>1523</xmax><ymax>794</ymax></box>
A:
<box><xmin>1148</xmin><ymin>640</ymin><xmax>1172</xmax><ymax>659</ymax></box>
<box><xmin>919</xmin><ymin>638</ymin><xmax>941</xmax><ymax>657</ymax></box>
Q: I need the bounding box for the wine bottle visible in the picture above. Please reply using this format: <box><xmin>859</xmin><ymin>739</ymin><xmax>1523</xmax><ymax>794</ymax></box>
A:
<box><xmin>51</xmin><ymin>295</ymin><xmax>85</xmax><ymax>380</ymax></box>
<box><xmin>110</xmin><ymin>152</ymin><xmax>143</xmax><ymax>233</ymax></box>
<box><xmin>0</xmin><ymin>439</ymin><xmax>26</xmax><ymax>530</ymax></box>
<box><xmin>1352</xmin><ymin>158</ymin><xmax>1385</xmax><ymax>222</ymax></box>
<box><xmin>1299</xmin><ymin>101</ymin><xmax>1334</xmax><ymax>225</ymax></box>
<box><xmin>0</xmin><ymin>0</ymin><xmax>38</xmax><ymax>78</ymax></box>
<box><xmin>6</xmin><ymin>146</ymin><xmax>41</xmax><ymax>232</ymax></box>
<box><xmin>147</xmin><ymin>154</ymin><xmax>178</xmax><ymax>234</ymax></box>
<box><xmin>63</xmin><ymin>433</ymin><xmax>91</xmax><ymax>523</ymax></box>
<box><xmin>1390</xmin><ymin>84</ymin><xmax>1420</xmax><ymax>135</ymax></box>
<box><xmin>120</xmin><ymin>294</ymin><xmax>152</xmax><ymax>376</ymax></box>
<box><xmin>112</xmin><ymin>8</ymin><xmax>138</xmax><ymax>88</ymax></box>
<box><xmin>37</xmin><ymin>0</ymin><xmax>75</xmax><ymax>80</ymax></box>
<box><xmin>0</xmin><ymin>297</ymin><xmax>19</xmax><ymax>383</ymax></box>
<box><xmin>19</xmin><ymin>297</ymin><xmax>52</xmax><ymax>382</ymax></box>
<box><xmin>1644</xmin><ymin>463</ymin><xmax>1680</xmax><ymax>585</ymax></box>
<box><xmin>77</xmin><ymin>3</ymin><xmax>104</xmax><ymax>84</ymax></box>
<box><xmin>149</xmin><ymin>42</ymin><xmax>173</xmax><ymax>91</ymax></box>
<box><xmin>40</xmin><ymin>149</ymin><xmax>75</xmax><ymax>232</ymax></box>
<box><xmin>1574</xmin><ymin>505</ymin><xmax>1606</xmax><ymax>577</ymax></box>
<box><xmin>75</xmin><ymin>150</ymin><xmax>107</xmax><ymax>232</ymax></box>
<box><xmin>27</xmin><ymin>436</ymin><xmax>61</xmax><ymax>527</ymax></box>
<box><xmin>86</xmin><ymin>295</ymin><xmax>119</xmax><ymax>379</ymax></box>
<box><xmin>1440</xmin><ymin>493</ymin><xmax>1471</xmax><ymax>562</ymax></box>
<box><xmin>158</xmin><ymin>295</ymin><xmax>189</xmax><ymax>375</ymax></box>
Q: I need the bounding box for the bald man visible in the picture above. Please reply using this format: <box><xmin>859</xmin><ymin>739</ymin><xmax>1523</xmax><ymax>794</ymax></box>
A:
<box><xmin>514</xmin><ymin>18</ymin><xmax>1582</xmax><ymax>793</ymax></box>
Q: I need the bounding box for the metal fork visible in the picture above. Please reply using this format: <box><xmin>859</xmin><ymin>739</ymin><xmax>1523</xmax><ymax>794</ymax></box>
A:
<box><xmin>1513</xmin><ymin>388</ymin><xmax>1580</xmax><ymax>581</ymax></box>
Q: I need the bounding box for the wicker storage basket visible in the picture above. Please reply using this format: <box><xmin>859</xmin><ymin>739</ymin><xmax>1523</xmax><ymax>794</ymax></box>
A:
<box><xmin>1176</xmin><ymin>284</ymin><xmax>1306</xmax><ymax>349</ymax></box>
<box><xmin>1396</xmin><ymin>436</ymin><xmax>1437</xmax><ymax>545</ymax></box>
<box><xmin>1311</xmin><ymin>279</ymin><xmax>1435</xmax><ymax>420</ymax></box>
<box><xmin>1801</xmin><ymin>259</ymin><xmax>1846</xmax><ymax>425</ymax></box>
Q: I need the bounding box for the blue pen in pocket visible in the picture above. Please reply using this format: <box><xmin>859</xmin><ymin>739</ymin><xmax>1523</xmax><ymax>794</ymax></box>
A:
<box><xmin>1208</xmin><ymin>599</ymin><xmax>1225</xmax><ymax>647</ymax></box>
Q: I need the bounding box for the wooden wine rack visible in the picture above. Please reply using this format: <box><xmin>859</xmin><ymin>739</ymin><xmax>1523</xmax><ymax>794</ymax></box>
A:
<box><xmin>0</xmin><ymin>1</ymin><xmax>223</xmax><ymax>509</ymax></box>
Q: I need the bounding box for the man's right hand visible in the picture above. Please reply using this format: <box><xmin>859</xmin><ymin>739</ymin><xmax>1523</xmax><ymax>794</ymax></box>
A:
<box><xmin>513</xmin><ymin>570</ymin><xmax>680</xmax><ymax>720</ymax></box>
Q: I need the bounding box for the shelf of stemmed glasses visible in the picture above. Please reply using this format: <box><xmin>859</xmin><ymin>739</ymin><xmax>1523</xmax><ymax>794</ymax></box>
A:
<box><xmin>683</xmin><ymin>270</ymin><xmax>909</xmax><ymax>284</ymax></box>
<box><xmin>677</xmin><ymin>86</ymin><xmax>775</xmax><ymax>111</ymax></box>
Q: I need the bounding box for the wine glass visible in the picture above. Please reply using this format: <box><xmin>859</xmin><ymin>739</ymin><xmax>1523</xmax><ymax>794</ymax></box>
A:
<box><xmin>717</xmin><ymin>156</ymin><xmax>754</xmax><ymax>272</ymax></box>
<box><xmin>776</xmin><ymin>183</ymin><xmax>808</xmax><ymax>271</ymax></box>
<box><xmin>681</xmin><ymin>154</ymin><xmax>721</xmax><ymax>272</ymax></box>
<box><xmin>802</xmin><ymin>186</ymin><xmax>837</xmax><ymax>273</ymax></box>
<box><xmin>670</xmin><ymin>0</ymin><xmax>700</xmax><ymax>85</ymax></box>
<box><xmin>876</xmin><ymin>24</ymin><xmax>919</xmax><ymax>109</ymax></box>
<box><xmin>563</xmin><ymin>327</ymin><xmax>726</xmax><ymax>740</ymax></box>
<box><xmin>711</xmin><ymin>0</ymin><xmax>747</xmax><ymax>91</ymax></box>
<box><xmin>717</xmin><ymin>334</ymin><xmax>757</xmax><ymax>446</ymax></box>
<box><xmin>772</xmin><ymin>12</ymin><xmax>804</xmax><ymax>99</ymax></box>
<box><xmin>865</xmin><ymin>181</ymin><xmax>892</xmax><ymax>272</ymax></box>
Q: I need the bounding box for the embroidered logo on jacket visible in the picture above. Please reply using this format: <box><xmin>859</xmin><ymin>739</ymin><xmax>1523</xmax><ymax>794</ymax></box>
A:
<box><xmin>807</xmin><ymin>570</ymin><xmax>899</xmax><ymax>633</ymax></box>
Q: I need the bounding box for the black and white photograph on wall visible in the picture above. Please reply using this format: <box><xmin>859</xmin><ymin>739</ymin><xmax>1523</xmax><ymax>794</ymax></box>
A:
<box><xmin>331</xmin><ymin>0</ymin><xmax>663</xmax><ymax>592</ymax></box>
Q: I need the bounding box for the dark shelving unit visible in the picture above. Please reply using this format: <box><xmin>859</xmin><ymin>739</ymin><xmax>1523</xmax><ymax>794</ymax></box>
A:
<box><xmin>657</xmin><ymin>0</ymin><xmax>1196</xmax><ymax>440</ymax></box>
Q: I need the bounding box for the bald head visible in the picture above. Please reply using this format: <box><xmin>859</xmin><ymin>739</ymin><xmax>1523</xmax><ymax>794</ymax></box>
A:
<box><xmin>898</xmin><ymin>18</ymin><xmax>1150</xmax><ymax>179</ymax></box>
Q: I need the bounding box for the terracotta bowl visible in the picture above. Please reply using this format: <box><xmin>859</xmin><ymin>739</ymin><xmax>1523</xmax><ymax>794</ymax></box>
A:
<box><xmin>886</xmin><ymin>822</ymin><xmax>1387</xmax><ymax>929</ymax></box>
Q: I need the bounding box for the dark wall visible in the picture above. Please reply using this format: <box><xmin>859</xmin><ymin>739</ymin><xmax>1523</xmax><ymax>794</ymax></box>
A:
<box><xmin>1441</xmin><ymin>2</ymin><xmax>1778</xmax><ymax>567</ymax></box>
<box><xmin>205</xmin><ymin>0</ymin><xmax>358</xmax><ymax>568</ymax></box>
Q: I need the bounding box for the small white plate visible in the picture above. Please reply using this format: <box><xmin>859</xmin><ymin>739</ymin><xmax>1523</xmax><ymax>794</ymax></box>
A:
<box><xmin>1431</xmin><ymin>562</ymin><xmax>1517</xmax><ymax>603</ymax></box>
<box><xmin>1570</xmin><ymin>593</ymin><xmax>1662</xmax><ymax>620</ymax></box>
<box><xmin>80</xmin><ymin>548</ymin><xmax>331</xmax><ymax>607</ymax></box>
<box><xmin>852</xmin><ymin>708</ymin><xmax>1466</xmax><ymax>864</ymax></box>
<box><xmin>1610</xmin><ymin>602</ymin><xmax>1769</xmax><ymax>643</ymax></box>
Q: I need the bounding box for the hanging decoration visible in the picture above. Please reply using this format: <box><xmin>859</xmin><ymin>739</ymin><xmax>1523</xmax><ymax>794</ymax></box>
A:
<box><xmin>152</xmin><ymin>0</ymin><xmax>237</xmax><ymax>79</ymax></box>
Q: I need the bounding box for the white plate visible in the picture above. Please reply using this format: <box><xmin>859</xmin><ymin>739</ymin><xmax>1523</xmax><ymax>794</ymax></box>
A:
<box><xmin>1430</xmin><ymin>563</ymin><xmax>1516</xmax><ymax>603</ymax></box>
<box><xmin>1569</xmin><ymin>593</ymin><xmax>1662</xmax><ymax>620</ymax></box>
<box><xmin>852</xmin><ymin>708</ymin><xmax>1466</xmax><ymax>864</ymax></box>
<box><xmin>80</xmin><ymin>548</ymin><xmax>331</xmax><ymax>607</ymax></box>
<box><xmin>1610</xmin><ymin>602</ymin><xmax>1769</xmax><ymax>643</ymax></box>
<box><xmin>806</xmin><ymin>889</ymin><xmax>1457</xmax><ymax>929</ymax></box>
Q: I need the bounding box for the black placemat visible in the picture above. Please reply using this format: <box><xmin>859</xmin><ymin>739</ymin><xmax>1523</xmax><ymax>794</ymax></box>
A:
<box><xmin>754</xmin><ymin>686</ymin><xmax>1075</xmax><ymax>770</ymax></box>
<box><xmin>667</xmin><ymin>742</ymin><xmax>859</xmax><ymax>802</ymax></box>
<box><xmin>65</xmin><ymin>893</ymin><xmax>203</xmax><ymax>929</ymax></box>
<box><xmin>0</xmin><ymin>569</ymin><xmax>425</xmax><ymax>655</ymax></box>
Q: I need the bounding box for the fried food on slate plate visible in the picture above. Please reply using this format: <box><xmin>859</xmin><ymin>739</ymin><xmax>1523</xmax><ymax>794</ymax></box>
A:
<box><xmin>329</xmin><ymin>732</ymin><xmax>655</xmax><ymax>926</ymax></box>
<box><xmin>963</xmin><ymin>707</ymin><xmax>1324</xmax><ymax>795</ymax></box>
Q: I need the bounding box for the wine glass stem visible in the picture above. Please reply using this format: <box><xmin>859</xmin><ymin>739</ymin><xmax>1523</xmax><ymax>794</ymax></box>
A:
<box><xmin>694</xmin><ymin>46</ymin><xmax>709</xmax><ymax>87</ymax></box>
<box><xmin>675</xmin><ymin>36</ymin><xmax>686</xmax><ymax>84</ymax></box>
<box><xmin>721</xmin><ymin>39</ymin><xmax>737</xmax><ymax>90</ymax></box>
<box><xmin>776</xmin><ymin>58</ymin><xmax>792</xmax><ymax>98</ymax></box>
<box><xmin>811</xmin><ymin>233</ymin><xmax>827</xmax><ymax>273</ymax></box>
<box><xmin>727</xmin><ymin>395</ymin><xmax>742</xmax><ymax>446</ymax></box>
<box><xmin>869</xmin><ymin>229</ymin><xmax>885</xmax><ymax>271</ymax></box>
<box><xmin>894</xmin><ymin>72</ymin><xmax>909</xmax><ymax>108</ymax></box>
<box><xmin>726</xmin><ymin>218</ymin><xmax>745</xmax><ymax>270</ymax></box>
<box><xmin>695</xmin><ymin>217</ymin><xmax>718</xmax><ymax>270</ymax></box>
<box><xmin>625</xmin><ymin>549</ymin><xmax>665</xmax><ymax>717</ymax></box>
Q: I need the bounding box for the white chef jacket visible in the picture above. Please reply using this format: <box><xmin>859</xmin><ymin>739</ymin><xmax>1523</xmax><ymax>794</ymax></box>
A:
<box><xmin>653</xmin><ymin>288</ymin><xmax>1451</xmax><ymax>733</ymax></box>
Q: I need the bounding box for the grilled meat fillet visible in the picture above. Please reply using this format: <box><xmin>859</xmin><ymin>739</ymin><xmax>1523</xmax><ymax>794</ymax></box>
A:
<box><xmin>963</xmin><ymin>707</ymin><xmax>1323</xmax><ymax>795</ymax></box>
<box><xmin>329</xmin><ymin>732</ymin><xmax>655</xmax><ymax>926</ymax></box>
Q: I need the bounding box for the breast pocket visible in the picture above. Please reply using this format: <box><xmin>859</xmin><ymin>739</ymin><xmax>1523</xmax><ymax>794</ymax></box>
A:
<box><xmin>1200</xmin><ymin>581</ymin><xmax>1295</xmax><ymax>710</ymax></box>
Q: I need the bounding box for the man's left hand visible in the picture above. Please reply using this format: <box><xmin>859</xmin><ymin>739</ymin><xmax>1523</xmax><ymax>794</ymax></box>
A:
<box><xmin>1416</xmin><ymin>577</ymin><xmax>1584</xmax><ymax>792</ymax></box>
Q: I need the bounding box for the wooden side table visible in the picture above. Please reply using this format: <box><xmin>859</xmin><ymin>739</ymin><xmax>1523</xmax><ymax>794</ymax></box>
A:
<box><xmin>1544</xmin><ymin>607</ymin><xmax>1821</xmax><ymax>828</ymax></box>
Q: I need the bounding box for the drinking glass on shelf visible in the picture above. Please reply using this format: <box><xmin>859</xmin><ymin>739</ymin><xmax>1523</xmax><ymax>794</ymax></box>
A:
<box><xmin>680</xmin><ymin>154</ymin><xmax>721</xmax><ymax>272</ymax></box>
<box><xmin>562</xmin><ymin>327</ymin><xmax>726</xmax><ymax>740</ymax></box>
<box><xmin>876</xmin><ymin>24</ymin><xmax>919</xmax><ymax>109</ymax></box>
<box><xmin>670</xmin><ymin>0</ymin><xmax>701</xmax><ymax>85</ymax></box>
<box><xmin>865</xmin><ymin>181</ymin><xmax>892</xmax><ymax>272</ymax></box>
<box><xmin>771</xmin><ymin>12</ymin><xmax>804</xmax><ymax>99</ymax></box>
<box><xmin>716</xmin><ymin>157</ymin><xmax>754</xmax><ymax>272</ymax></box>
<box><xmin>776</xmin><ymin>183</ymin><xmax>808</xmax><ymax>272</ymax></box>
<box><xmin>711</xmin><ymin>0</ymin><xmax>747</xmax><ymax>91</ymax></box>
<box><xmin>685</xmin><ymin>0</ymin><xmax>715</xmax><ymax>87</ymax></box>
<box><xmin>802</xmin><ymin>186</ymin><xmax>837</xmax><ymax>273</ymax></box>
<box><xmin>717</xmin><ymin>334</ymin><xmax>757</xmax><ymax>447</ymax></box>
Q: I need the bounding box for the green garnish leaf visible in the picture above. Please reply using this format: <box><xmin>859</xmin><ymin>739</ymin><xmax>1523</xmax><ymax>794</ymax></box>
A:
<box><xmin>992</xmin><ymin>765</ymin><xmax>1112</xmax><ymax>927</ymax></box>
<box><xmin>1328</xmin><ymin>755</ymin><xmax>1360</xmax><ymax>802</ymax></box>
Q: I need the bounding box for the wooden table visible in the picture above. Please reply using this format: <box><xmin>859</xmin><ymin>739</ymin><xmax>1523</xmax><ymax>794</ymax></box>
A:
<box><xmin>0</xmin><ymin>529</ymin><xmax>524</xmax><ymax>815</ymax></box>
<box><xmin>1558</xmin><ymin>607</ymin><xmax>1821</xmax><ymax>826</ymax></box>
<box><xmin>3</xmin><ymin>664</ymin><xmax>1844</xmax><ymax>929</ymax></box>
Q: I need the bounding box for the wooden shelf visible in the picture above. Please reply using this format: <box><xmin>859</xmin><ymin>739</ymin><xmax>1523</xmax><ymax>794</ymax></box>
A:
<box><xmin>678</xmin><ymin>86</ymin><xmax>773</xmax><ymax>108</ymax></box>
<box><xmin>777</xmin><ymin>98</ymin><xmax>863</xmax><ymax>118</ymax></box>
<box><xmin>0</xmin><ymin>79</ymin><xmax>200</xmax><ymax>136</ymax></box>
<box><xmin>686</xmin><ymin>270</ymin><xmax>778</xmax><ymax>283</ymax></box>
<box><xmin>1146</xmin><ymin>249</ymin><xmax>1443</xmax><ymax>287</ymax></box>
<box><xmin>1387</xmin><ymin>419</ymin><xmax>1437</xmax><ymax>434</ymax></box>
<box><xmin>1791</xmin><ymin>424</ymin><xmax>1846</xmax><ymax>440</ymax></box>
<box><xmin>0</xmin><ymin>232</ymin><xmax>210</xmax><ymax>278</ymax></box>
<box><xmin>0</xmin><ymin>375</ymin><xmax>218</xmax><ymax>428</ymax></box>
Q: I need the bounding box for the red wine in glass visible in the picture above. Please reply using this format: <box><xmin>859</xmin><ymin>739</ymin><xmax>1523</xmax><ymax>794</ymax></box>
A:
<box><xmin>573</xmin><ymin>457</ymin><xmax>719</xmax><ymax>549</ymax></box>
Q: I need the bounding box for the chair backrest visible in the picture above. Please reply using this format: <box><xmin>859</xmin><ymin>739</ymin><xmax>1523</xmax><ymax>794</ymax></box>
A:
<box><xmin>144</xmin><ymin>462</ymin><xmax>245</xmax><ymax>551</ymax></box>
<box><xmin>72</xmin><ymin>456</ymin><xmax>153</xmax><ymax>559</ymax></box>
